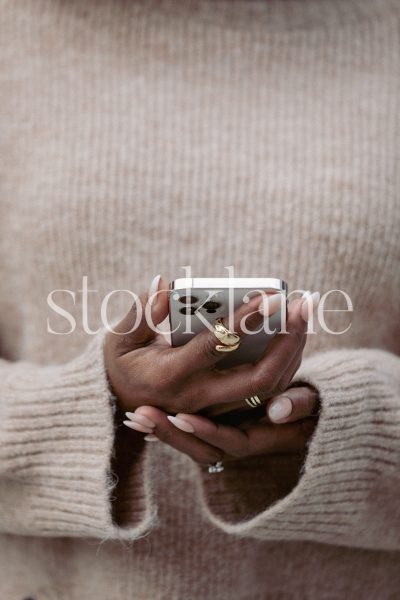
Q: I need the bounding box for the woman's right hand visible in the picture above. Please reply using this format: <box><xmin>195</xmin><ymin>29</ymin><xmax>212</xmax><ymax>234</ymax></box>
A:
<box><xmin>104</xmin><ymin>275</ymin><xmax>310</xmax><ymax>426</ymax></box>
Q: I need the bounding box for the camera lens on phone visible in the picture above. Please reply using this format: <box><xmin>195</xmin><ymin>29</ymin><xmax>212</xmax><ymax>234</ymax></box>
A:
<box><xmin>202</xmin><ymin>301</ymin><xmax>221</xmax><ymax>310</ymax></box>
<box><xmin>178</xmin><ymin>296</ymin><xmax>198</xmax><ymax>304</ymax></box>
<box><xmin>179</xmin><ymin>307</ymin><xmax>197</xmax><ymax>315</ymax></box>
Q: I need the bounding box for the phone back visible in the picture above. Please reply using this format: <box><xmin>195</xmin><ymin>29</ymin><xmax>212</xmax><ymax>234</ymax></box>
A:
<box><xmin>168</xmin><ymin>278</ymin><xmax>287</xmax><ymax>368</ymax></box>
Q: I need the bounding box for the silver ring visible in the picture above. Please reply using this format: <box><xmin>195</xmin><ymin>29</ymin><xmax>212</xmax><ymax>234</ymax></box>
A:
<box><xmin>208</xmin><ymin>461</ymin><xmax>224</xmax><ymax>474</ymax></box>
<box><xmin>244</xmin><ymin>395</ymin><xmax>262</xmax><ymax>408</ymax></box>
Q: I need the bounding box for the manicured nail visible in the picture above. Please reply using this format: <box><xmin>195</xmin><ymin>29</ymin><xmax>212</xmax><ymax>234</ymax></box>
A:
<box><xmin>125</xmin><ymin>412</ymin><xmax>156</xmax><ymax>429</ymax></box>
<box><xmin>300</xmin><ymin>291</ymin><xmax>320</xmax><ymax>322</ymax></box>
<box><xmin>258</xmin><ymin>293</ymin><xmax>283</xmax><ymax>317</ymax></box>
<box><xmin>268</xmin><ymin>396</ymin><xmax>293</xmax><ymax>422</ymax></box>
<box><xmin>144</xmin><ymin>434</ymin><xmax>159</xmax><ymax>442</ymax></box>
<box><xmin>148</xmin><ymin>274</ymin><xmax>161</xmax><ymax>298</ymax></box>
<box><xmin>167</xmin><ymin>415</ymin><xmax>195</xmax><ymax>433</ymax></box>
<box><xmin>123</xmin><ymin>420</ymin><xmax>154</xmax><ymax>434</ymax></box>
<box><xmin>301</xmin><ymin>290</ymin><xmax>313</xmax><ymax>301</ymax></box>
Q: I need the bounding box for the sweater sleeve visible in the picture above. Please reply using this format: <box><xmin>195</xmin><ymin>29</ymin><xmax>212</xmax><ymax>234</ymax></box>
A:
<box><xmin>196</xmin><ymin>348</ymin><xmax>400</xmax><ymax>551</ymax></box>
<box><xmin>0</xmin><ymin>331</ymin><xmax>155</xmax><ymax>540</ymax></box>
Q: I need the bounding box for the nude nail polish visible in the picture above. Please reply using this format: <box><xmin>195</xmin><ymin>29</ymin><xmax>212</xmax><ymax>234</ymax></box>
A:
<box><xmin>258</xmin><ymin>293</ymin><xmax>283</xmax><ymax>317</ymax></box>
<box><xmin>125</xmin><ymin>412</ymin><xmax>156</xmax><ymax>429</ymax></box>
<box><xmin>300</xmin><ymin>291</ymin><xmax>320</xmax><ymax>322</ymax></box>
<box><xmin>123</xmin><ymin>420</ymin><xmax>154</xmax><ymax>434</ymax></box>
<box><xmin>167</xmin><ymin>415</ymin><xmax>195</xmax><ymax>433</ymax></box>
<box><xmin>268</xmin><ymin>396</ymin><xmax>293</xmax><ymax>422</ymax></box>
<box><xmin>148</xmin><ymin>274</ymin><xmax>161</xmax><ymax>298</ymax></box>
<box><xmin>144</xmin><ymin>434</ymin><xmax>159</xmax><ymax>442</ymax></box>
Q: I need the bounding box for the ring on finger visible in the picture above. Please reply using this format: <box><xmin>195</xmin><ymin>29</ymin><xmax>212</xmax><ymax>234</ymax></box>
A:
<box><xmin>244</xmin><ymin>394</ymin><xmax>263</xmax><ymax>409</ymax></box>
<box><xmin>208</xmin><ymin>461</ymin><xmax>224</xmax><ymax>474</ymax></box>
<box><xmin>213</xmin><ymin>318</ymin><xmax>241</xmax><ymax>353</ymax></box>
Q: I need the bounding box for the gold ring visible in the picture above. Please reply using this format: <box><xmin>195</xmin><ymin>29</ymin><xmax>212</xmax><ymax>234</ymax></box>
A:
<box><xmin>213</xmin><ymin>318</ymin><xmax>241</xmax><ymax>353</ymax></box>
<box><xmin>244</xmin><ymin>395</ymin><xmax>262</xmax><ymax>408</ymax></box>
<box><xmin>215</xmin><ymin>342</ymin><xmax>240</xmax><ymax>353</ymax></box>
<box><xmin>213</xmin><ymin>318</ymin><xmax>240</xmax><ymax>346</ymax></box>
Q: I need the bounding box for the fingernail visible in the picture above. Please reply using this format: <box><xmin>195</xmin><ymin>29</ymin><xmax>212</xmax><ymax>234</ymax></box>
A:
<box><xmin>258</xmin><ymin>293</ymin><xmax>283</xmax><ymax>317</ymax></box>
<box><xmin>125</xmin><ymin>412</ymin><xmax>156</xmax><ymax>429</ymax></box>
<box><xmin>123</xmin><ymin>420</ymin><xmax>154</xmax><ymax>434</ymax></box>
<box><xmin>144</xmin><ymin>434</ymin><xmax>159</xmax><ymax>442</ymax></box>
<box><xmin>268</xmin><ymin>396</ymin><xmax>293</xmax><ymax>422</ymax></box>
<box><xmin>300</xmin><ymin>291</ymin><xmax>320</xmax><ymax>322</ymax></box>
<box><xmin>167</xmin><ymin>415</ymin><xmax>195</xmax><ymax>433</ymax></box>
<box><xmin>148</xmin><ymin>274</ymin><xmax>162</xmax><ymax>298</ymax></box>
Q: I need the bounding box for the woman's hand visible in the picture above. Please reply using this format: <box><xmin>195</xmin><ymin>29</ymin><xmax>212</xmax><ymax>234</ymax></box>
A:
<box><xmin>128</xmin><ymin>385</ymin><xmax>319</xmax><ymax>464</ymax></box>
<box><xmin>104</xmin><ymin>274</ymin><xmax>315</xmax><ymax>421</ymax></box>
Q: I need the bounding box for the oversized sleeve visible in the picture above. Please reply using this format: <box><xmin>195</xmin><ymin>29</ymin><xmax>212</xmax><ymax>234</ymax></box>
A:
<box><xmin>0</xmin><ymin>331</ymin><xmax>155</xmax><ymax>540</ymax></box>
<box><xmin>196</xmin><ymin>349</ymin><xmax>400</xmax><ymax>550</ymax></box>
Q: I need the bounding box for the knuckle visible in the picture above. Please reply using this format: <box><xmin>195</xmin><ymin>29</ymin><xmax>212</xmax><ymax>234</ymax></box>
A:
<box><xmin>201</xmin><ymin>449</ymin><xmax>225</xmax><ymax>465</ymax></box>
<box><xmin>229</xmin><ymin>443</ymin><xmax>249</xmax><ymax>459</ymax></box>
<box><xmin>251</xmin><ymin>370</ymin><xmax>274</xmax><ymax>395</ymax></box>
<box><xmin>174</xmin><ymin>381</ymin><xmax>204</xmax><ymax>414</ymax></box>
<box><xmin>178</xmin><ymin>395</ymin><xmax>198</xmax><ymax>415</ymax></box>
<box><xmin>162</xmin><ymin>354</ymin><xmax>186</xmax><ymax>385</ymax></box>
<box><xmin>244</xmin><ymin>311</ymin><xmax>262</xmax><ymax>333</ymax></box>
<box><xmin>151</xmin><ymin>376</ymin><xmax>169</xmax><ymax>395</ymax></box>
<box><xmin>200</xmin><ymin>333</ymin><xmax>221</xmax><ymax>360</ymax></box>
<box><xmin>151</xmin><ymin>364</ymin><xmax>178</xmax><ymax>394</ymax></box>
<box><xmin>287</xmin><ymin>327</ymin><xmax>304</xmax><ymax>348</ymax></box>
<box><xmin>162</xmin><ymin>367</ymin><xmax>181</xmax><ymax>389</ymax></box>
<box><xmin>148</xmin><ymin>364</ymin><xmax>168</xmax><ymax>390</ymax></box>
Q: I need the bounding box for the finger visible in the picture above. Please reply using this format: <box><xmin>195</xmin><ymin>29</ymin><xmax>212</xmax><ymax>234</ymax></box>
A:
<box><xmin>173</xmin><ymin>291</ymin><xmax>285</xmax><ymax>374</ymax></box>
<box><xmin>265</xmin><ymin>385</ymin><xmax>319</xmax><ymax>424</ymax></box>
<box><xmin>168</xmin><ymin>411</ymin><xmax>312</xmax><ymax>456</ymax></box>
<box><xmin>111</xmin><ymin>275</ymin><xmax>170</xmax><ymax>353</ymax></box>
<box><xmin>205</xmin><ymin>348</ymin><xmax>305</xmax><ymax>419</ymax></box>
<box><xmin>239</xmin><ymin>297</ymin><xmax>307</xmax><ymax>397</ymax></box>
<box><xmin>198</xmin><ymin>298</ymin><xmax>307</xmax><ymax>407</ymax></box>
<box><xmin>133</xmin><ymin>406</ymin><xmax>225</xmax><ymax>465</ymax></box>
<box><xmin>214</xmin><ymin>293</ymin><xmax>317</xmax><ymax>404</ymax></box>
<box><xmin>273</xmin><ymin>345</ymin><xmax>304</xmax><ymax>396</ymax></box>
<box><xmin>204</xmin><ymin>345</ymin><xmax>304</xmax><ymax>418</ymax></box>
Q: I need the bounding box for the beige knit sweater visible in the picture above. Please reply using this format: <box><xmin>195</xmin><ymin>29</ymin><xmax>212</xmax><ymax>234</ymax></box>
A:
<box><xmin>1</xmin><ymin>1</ymin><xmax>400</xmax><ymax>598</ymax></box>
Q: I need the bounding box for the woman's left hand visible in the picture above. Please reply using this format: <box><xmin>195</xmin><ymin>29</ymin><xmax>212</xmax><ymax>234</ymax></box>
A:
<box><xmin>128</xmin><ymin>385</ymin><xmax>319</xmax><ymax>465</ymax></box>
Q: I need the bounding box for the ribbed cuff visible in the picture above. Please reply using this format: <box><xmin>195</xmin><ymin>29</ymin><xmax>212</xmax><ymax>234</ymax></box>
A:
<box><xmin>196</xmin><ymin>349</ymin><xmax>400</xmax><ymax>550</ymax></box>
<box><xmin>0</xmin><ymin>331</ymin><xmax>156</xmax><ymax>540</ymax></box>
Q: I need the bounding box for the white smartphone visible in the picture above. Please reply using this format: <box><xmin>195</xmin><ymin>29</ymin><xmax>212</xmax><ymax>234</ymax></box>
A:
<box><xmin>168</xmin><ymin>278</ymin><xmax>287</xmax><ymax>368</ymax></box>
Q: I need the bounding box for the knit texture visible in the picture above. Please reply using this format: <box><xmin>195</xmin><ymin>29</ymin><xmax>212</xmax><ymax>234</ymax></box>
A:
<box><xmin>0</xmin><ymin>1</ymin><xmax>400</xmax><ymax>598</ymax></box>
<box><xmin>0</xmin><ymin>331</ymin><xmax>156</xmax><ymax>540</ymax></box>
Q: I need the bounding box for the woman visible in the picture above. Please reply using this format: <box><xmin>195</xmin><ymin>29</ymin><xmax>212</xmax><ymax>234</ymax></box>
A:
<box><xmin>0</xmin><ymin>1</ymin><xmax>399</xmax><ymax>599</ymax></box>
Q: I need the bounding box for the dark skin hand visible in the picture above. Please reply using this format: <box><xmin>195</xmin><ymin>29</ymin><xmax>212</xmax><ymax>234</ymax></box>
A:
<box><xmin>133</xmin><ymin>384</ymin><xmax>319</xmax><ymax>465</ymax></box>
<box><xmin>104</xmin><ymin>277</ymin><xmax>319</xmax><ymax>466</ymax></box>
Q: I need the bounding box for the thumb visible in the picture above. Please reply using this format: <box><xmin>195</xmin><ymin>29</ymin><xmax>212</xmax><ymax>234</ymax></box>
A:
<box><xmin>112</xmin><ymin>275</ymin><xmax>169</xmax><ymax>350</ymax></box>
